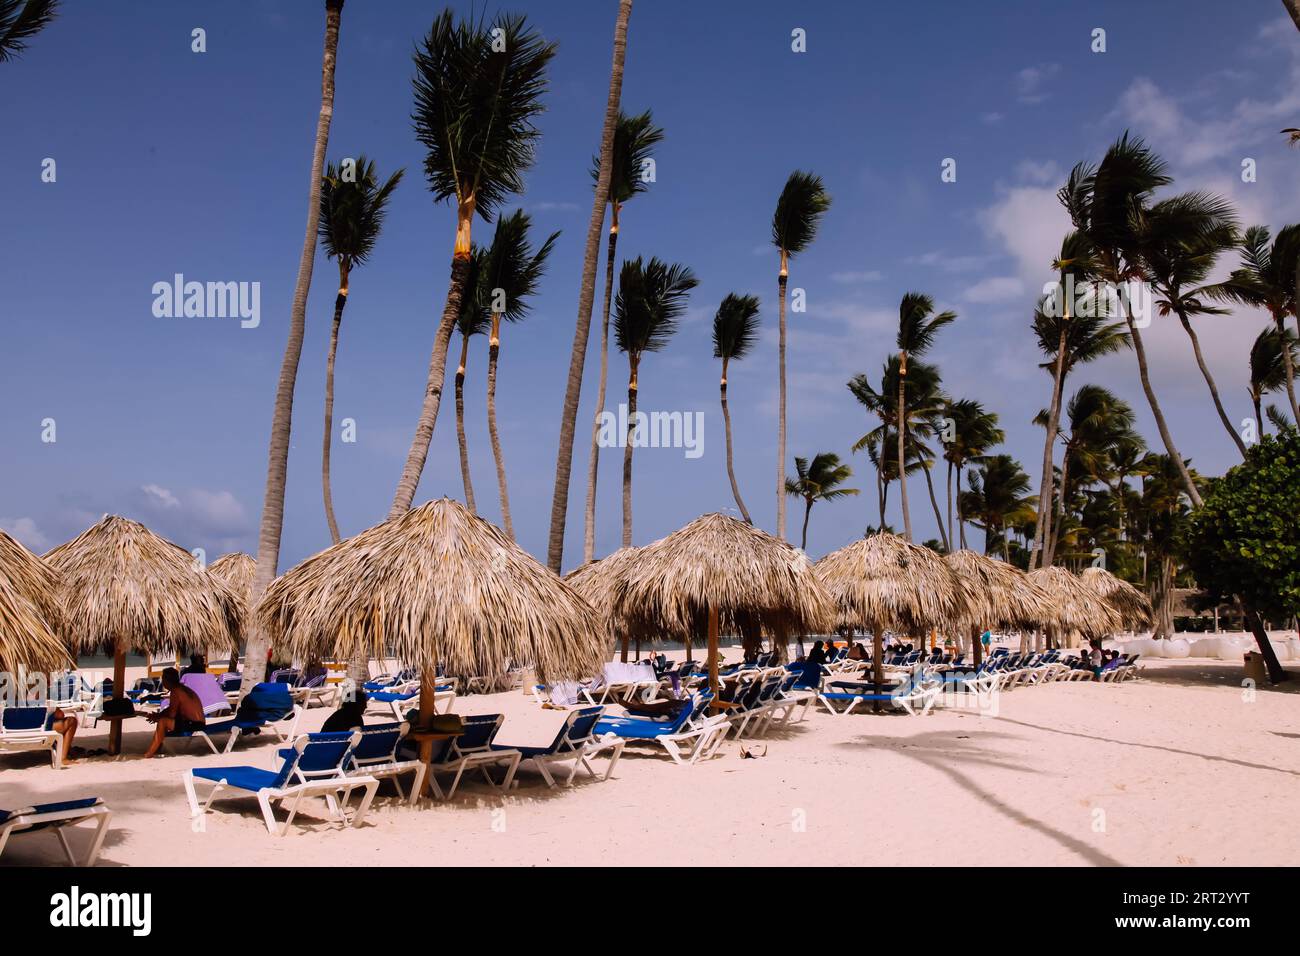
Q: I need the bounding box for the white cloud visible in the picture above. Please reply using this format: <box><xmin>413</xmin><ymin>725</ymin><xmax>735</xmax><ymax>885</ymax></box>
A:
<box><xmin>830</xmin><ymin>269</ymin><xmax>883</xmax><ymax>284</ymax></box>
<box><xmin>961</xmin><ymin>276</ymin><xmax>1024</xmax><ymax>304</ymax></box>
<box><xmin>980</xmin><ymin>185</ymin><xmax>1071</xmax><ymax>287</ymax></box>
<box><xmin>0</xmin><ymin>517</ymin><xmax>52</xmax><ymax>551</ymax></box>
<box><xmin>140</xmin><ymin>483</ymin><xmax>180</xmax><ymax>509</ymax></box>
<box><xmin>1015</xmin><ymin>63</ymin><xmax>1060</xmax><ymax>105</ymax></box>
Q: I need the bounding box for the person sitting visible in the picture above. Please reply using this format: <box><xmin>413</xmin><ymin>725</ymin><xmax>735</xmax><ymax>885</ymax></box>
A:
<box><xmin>847</xmin><ymin>641</ymin><xmax>867</xmax><ymax>662</ymax></box>
<box><xmin>142</xmin><ymin>667</ymin><xmax>205</xmax><ymax>758</ymax></box>
<box><xmin>181</xmin><ymin>652</ymin><xmax>207</xmax><ymax>675</ymax></box>
<box><xmin>806</xmin><ymin>640</ymin><xmax>828</xmax><ymax>667</ymax></box>
<box><xmin>321</xmin><ymin>690</ymin><xmax>368</xmax><ymax>733</ymax></box>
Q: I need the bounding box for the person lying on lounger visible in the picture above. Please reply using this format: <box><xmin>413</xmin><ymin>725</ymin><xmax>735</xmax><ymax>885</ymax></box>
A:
<box><xmin>321</xmin><ymin>690</ymin><xmax>368</xmax><ymax>733</ymax></box>
<box><xmin>142</xmin><ymin>667</ymin><xmax>205</xmax><ymax>758</ymax></box>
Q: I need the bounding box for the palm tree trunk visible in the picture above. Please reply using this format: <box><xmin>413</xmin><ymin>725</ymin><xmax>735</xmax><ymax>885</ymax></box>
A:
<box><xmin>487</xmin><ymin>312</ymin><xmax>513</xmax><ymax>539</ymax></box>
<box><xmin>1179</xmin><ymin>311</ymin><xmax>1247</xmax><ymax>457</ymax></box>
<box><xmin>1274</xmin><ymin>313</ymin><xmax>1300</xmax><ymax>423</ymax></box>
<box><xmin>1126</xmin><ymin>314</ymin><xmax>1203</xmax><ymax>507</ymax></box>
<box><xmin>800</xmin><ymin>498</ymin><xmax>812</xmax><ymax>550</ymax></box>
<box><xmin>896</xmin><ymin>367</ymin><xmax>912</xmax><ymax>540</ymax></box>
<box><xmin>390</xmin><ymin>198</ymin><xmax>476</xmax><ymax>519</ymax></box>
<box><xmin>621</xmin><ymin>358</ymin><xmax>639</xmax><ymax>548</ymax></box>
<box><xmin>242</xmin><ymin>0</ymin><xmax>342</xmax><ymax>692</ymax></box>
<box><xmin>1047</xmin><ymin>448</ymin><xmax>1070</xmax><ymax>566</ymax></box>
<box><xmin>776</xmin><ymin>260</ymin><xmax>789</xmax><ymax>539</ymax></box>
<box><xmin>321</xmin><ymin>280</ymin><xmax>347</xmax><ymax>546</ymax></box>
<box><xmin>875</xmin><ymin>454</ymin><xmax>885</xmax><ymax>529</ymax></box>
<box><xmin>582</xmin><ymin>210</ymin><xmax>620</xmax><ymax>562</ymax></box>
<box><xmin>923</xmin><ymin>464</ymin><xmax>948</xmax><ymax>551</ymax></box>
<box><xmin>1030</xmin><ymin>319</ymin><xmax>1068</xmax><ymax>570</ymax></box>
<box><xmin>1254</xmin><ymin>396</ymin><xmax>1265</xmax><ymax>440</ymax></box>
<box><xmin>1245</xmin><ymin>605</ymin><xmax>1289</xmax><ymax>683</ymax></box>
<box><xmin>546</xmin><ymin>0</ymin><xmax>632</xmax><ymax>573</ymax></box>
<box><xmin>945</xmin><ymin>459</ymin><xmax>954</xmax><ymax>548</ymax></box>
<box><xmin>720</xmin><ymin>356</ymin><xmax>752</xmax><ymax>523</ymax></box>
<box><xmin>454</xmin><ymin>334</ymin><xmax>476</xmax><ymax>512</ymax></box>
<box><xmin>957</xmin><ymin>465</ymin><xmax>968</xmax><ymax>549</ymax></box>
<box><xmin>1002</xmin><ymin>522</ymin><xmax>1011</xmax><ymax>563</ymax></box>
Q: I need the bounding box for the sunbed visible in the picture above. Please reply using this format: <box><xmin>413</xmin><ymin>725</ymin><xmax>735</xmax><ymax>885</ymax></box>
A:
<box><xmin>0</xmin><ymin>797</ymin><xmax>112</xmax><ymax>865</ymax></box>
<box><xmin>420</xmin><ymin>713</ymin><xmax>522</xmax><ymax>799</ymax></box>
<box><xmin>593</xmin><ymin>693</ymin><xmax>727</xmax><ymax>765</ymax></box>
<box><xmin>492</xmin><ymin>706</ymin><xmax>619</xmax><ymax>788</ymax></box>
<box><xmin>0</xmin><ymin>703</ymin><xmax>63</xmax><ymax>768</ymax></box>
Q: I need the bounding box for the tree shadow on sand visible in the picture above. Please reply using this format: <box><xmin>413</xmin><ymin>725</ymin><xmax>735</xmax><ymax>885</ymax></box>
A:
<box><xmin>835</xmin><ymin>728</ymin><xmax>1124</xmax><ymax>866</ymax></box>
<box><xmin>1135</xmin><ymin>661</ymin><xmax>1299</xmax><ymax>692</ymax></box>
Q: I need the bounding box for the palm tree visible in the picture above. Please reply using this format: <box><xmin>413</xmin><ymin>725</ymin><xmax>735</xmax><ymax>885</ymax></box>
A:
<box><xmin>1134</xmin><ymin>453</ymin><xmax>1200</xmax><ymax>638</ymax></box>
<box><xmin>785</xmin><ymin>453</ymin><xmax>859</xmax><ymax>550</ymax></box>
<box><xmin>849</xmin><ymin>360</ymin><xmax>937</xmax><ymax>536</ymax></box>
<box><xmin>1108</xmin><ymin>431</ymin><xmax>1147</xmax><ymax>542</ymax></box>
<box><xmin>583</xmin><ymin>109</ymin><xmax>665</xmax><ymax>562</ymax></box>
<box><xmin>614</xmin><ymin>257</ymin><xmax>697</xmax><ymax>549</ymax></box>
<box><xmin>712</xmin><ymin>293</ymin><xmax>760</xmax><ymax>524</ymax></box>
<box><xmin>0</xmin><ymin>0</ymin><xmax>56</xmax><ymax>62</ymax></box>
<box><xmin>546</xmin><ymin>0</ymin><xmax>633</xmax><ymax>574</ymax></box>
<box><xmin>1140</xmin><ymin>191</ymin><xmax>1245</xmax><ymax>456</ymax></box>
<box><xmin>939</xmin><ymin>398</ymin><xmax>1003</xmax><ymax>550</ymax></box>
<box><xmin>1028</xmin><ymin>231</ymin><xmax>1122</xmax><ymax>569</ymax></box>
<box><xmin>894</xmin><ymin>293</ymin><xmax>955</xmax><ymax>541</ymax></box>
<box><xmin>243</xmin><ymin>0</ymin><xmax>344</xmax><ymax>691</ymax></box>
<box><xmin>480</xmin><ymin>210</ymin><xmax>559</xmax><ymax>538</ymax></box>
<box><xmin>962</xmin><ymin>454</ymin><xmax>1035</xmax><ymax>562</ymax></box>
<box><xmin>393</xmin><ymin>11</ymin><xmax>556</xmax><ymax>519</ymax></box>
<box><xmin>1211</xmin><ymin>224</ymin><xmax>1300</xmax><ymax>423</ymax></box>
<box><xmin>1057</xmin><ymin>133</ymin><xmax>1202</xmax><ymax>507</ymax></box>
<box><xmin>453</xmin><ymin>246</ymin><xmax>487</xmax><ymax>512</ymax></box>
<box><xmin>1247</xmin><ymin>326</ymin><xmax>1298</xmax><ymax>438</ymax></box>
<box><xmin>771</xmin><ymin>171</ymin><xmax>831</xmax><ymax>539</ymax></box>
<box><xmin>318</xmin><ymin>155</ymin><xmax>404</xmax><ymax>542</ymax></box>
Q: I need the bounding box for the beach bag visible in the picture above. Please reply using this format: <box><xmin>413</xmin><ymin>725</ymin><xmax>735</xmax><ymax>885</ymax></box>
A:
<box><xmin>101</xmin><ymin>697</ymin><xmax>136</xmax><ymax>718</ymax></box>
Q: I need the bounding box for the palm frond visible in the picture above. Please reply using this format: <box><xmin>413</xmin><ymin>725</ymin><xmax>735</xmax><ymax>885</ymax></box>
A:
<box><xmin>712</xmin><ymin>293</ymin><xmax>760</xmax><ymax>361</ymax></box>
<box><xmin>0</xmin><ymin>0</ymin><xmax>57</xmax><ymax>63</ymax></box>
<box><xmin>771</xmin><ymin>170</ymin><xmax>831</xmax><ymax>256</ymax></box>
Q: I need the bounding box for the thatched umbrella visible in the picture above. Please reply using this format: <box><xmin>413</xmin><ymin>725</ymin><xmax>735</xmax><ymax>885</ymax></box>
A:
<box><xmin>816</xmin><ymin>533</ymin><xmax>973</xmax><ymax>689</ymax></box>
<box><xmin>1080</xmin><ymin>566</ymin><xmax>1152</xmax><ymax>632</ymax></box>
<box><xmin>565</xmin><ymin>546</ymin><xmax>643</xmax><ymax>661</ymax></box>
<box><xmin>944</xmin><ymin>549</ymin><xmax>1057</xmax><ymax>665</ymax></box>
<box><xmin>257</xmin><ymin>498</ymin><xmax>606</xmax><ymax>731</ymax></box>
<box><xmin>0</xmin><ymin>529</ymin><xmax>71</xmax><ymax>674</ymax></box>
<box><xmin>44</xmin><ymin>516</ymin><xmax>241</xmax><ymax>753</ymax></box>
<box><xmin>209</xmin><ymin>552</ymin><xmax>256</xmax><ymax>668</ymax></box>
<box><xmin>1025</xmin><ymin>566</ymin><xmax>1122</xmax><ymax>643</ymax></box>
<box><xmin>612</xmin><ymin>513</ymin><xmax>832</xmax><ymax>696</ymax></box>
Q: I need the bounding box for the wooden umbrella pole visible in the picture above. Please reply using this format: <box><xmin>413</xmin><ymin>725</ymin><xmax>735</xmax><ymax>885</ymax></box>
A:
<box><xmin>417</xmin><ymin>661</ymin><xmax>438</xmax><ymax>728</ymax></box>
<box><xmin>972</xmin><ymin>625</ymin><xmax>982</xmax><ymax>667</ymax></box>
<box><xmin>109</xmin><ymin>639</ymin><xmax>126</xmax><ymax>756</ymax></box>
<box><xmin>707</xmin><ymin>603</ymin><xmax>720</xmax><ymax>698</ymax></box>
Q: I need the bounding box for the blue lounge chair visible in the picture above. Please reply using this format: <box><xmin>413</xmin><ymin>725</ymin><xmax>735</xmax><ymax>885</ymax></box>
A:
<box><xmin>0</xmin><ymin>797</ymin><xmax>112</xmax><ymax>865</ymax></box>
<box><xmin>183</xmin><ymin>730</ymin><xmax>378</xmax><ymax>836</ymax></box>
<box><xmin>418</xmin><ymin>713</ymin><xmax>522</xmax><ymax>799</ymax></box>
<box><xmin>593</xmin><ymin>693</ymin><xmax>727</xmax><ymax>766</ymax></box>
<box><xmin>492</xmin><ymin>706</ymin><xmax>617</xmax><ymax>788</ymax></box>
<box><xmin>1</xmin><ymin>703</ymin><xmax>63</xmax><ymax>768</ymax></box>
<box><xmin>169</xmin><ymin>682</ymin><xmax>300</xmax><ymax>754</ymax></box>
<box><xmin>337</xmin><ymin>721</ymin><xmax>425</xmax><ymax>805</ymax></box>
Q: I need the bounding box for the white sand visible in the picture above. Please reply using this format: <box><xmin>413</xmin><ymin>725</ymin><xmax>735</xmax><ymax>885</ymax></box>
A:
<box><xmin>3</xmin><ymin>655</ymin><xmax>1297</xmax><ymax>867</ymax></box>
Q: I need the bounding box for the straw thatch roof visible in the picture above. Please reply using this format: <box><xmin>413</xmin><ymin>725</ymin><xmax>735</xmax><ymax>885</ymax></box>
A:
<box><xmin>944</xmin><ymin>549</ymin><xmax>1057</xmax><ymax>632</ymax></box>
<box><xmin>1025</xmin><ymin>566</ymin><xmax>1122</xmax><ymax>637</ymax></box>
<box><xmin>257</xmin><ymin>498</ymin><xmax>606</xmax><ymax>682</ymax></box>
<box><xmin>43</xmin><ymin>515</ymin><xmax>241</xmax><ymax>655</ymax></box>
<box><xmin>1080</xmin><ymin>566</ymin><xmax>1152</xmax><ymax>630</ymax></box>
<box><xmin>612</xmin><ymin>513</ymin><xmax>833</xmax><ymax>638</ymax></box>
<box><xmin>815</xmin><ymin>533</ymin><xmax>974</xmax><ymax>634</ymax></box>
<box><xmin>0</xmin><ymin>575</ymin><xmax>72</xmax><ymax>674</ymax></box>
<box><xmin>208</xmin><ymin>552</ymin><xmax>256</xmax><ymax>604</ymax></box>
<box><xmin>2</xmin><ymin>528</ymin><xmax>65</xmax><ymax>630</ymax></box>
<box><xmin>564</xmin><ymin>547</ymin><xmax>643</xmax><ymax>648</ymax></box>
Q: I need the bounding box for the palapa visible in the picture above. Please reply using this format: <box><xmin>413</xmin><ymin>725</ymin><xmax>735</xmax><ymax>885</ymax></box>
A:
<box><xmin>1026</xmin><ymin>566</ymin><xmax>1123</xmax><ymax>641</ymax></box>
<box><xmin>944</xmin><ymin>549</ymin><xmax>1057</xmax><ymax>663</ymax></box>
<box><xmin>1079</xmin><ymin>566</ymin><xmax>1152</xmax><ymax>632</ymax></box>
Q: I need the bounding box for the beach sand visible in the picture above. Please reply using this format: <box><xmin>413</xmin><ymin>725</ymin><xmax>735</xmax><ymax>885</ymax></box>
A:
<box><xmin>3</xmin><ymin>655</ymin><xmax>1297</xmax><ymax>867</ymax></box>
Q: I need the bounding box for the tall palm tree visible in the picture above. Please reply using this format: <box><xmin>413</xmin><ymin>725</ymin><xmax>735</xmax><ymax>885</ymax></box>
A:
<box><xmin>939</xmin><ymin>398</ymin><xmax>1003</xmax><ymax>550</ymax></box>
<box><xmin>1140</xmin><ymin>191</ymin><xmax>1245</xmax><ymax>456</ymax></box>
<box><xmin>614</xmin><ymin>257</ymin><xmax>697</xmax><ymax>548</ymax></box>
<box><xmin>1057</xmin><ymin>133</ymin><xmax>1202</xmax><ymax>507</ymax></box>
<box><xmin>393</xmin><ymin>11</ymin><xmax>556</xmax><ymax>518</ymax></box>
<box><xmin>785</xmin><ymin>453</ymin><xmax>858</xmax><ymax>550</ymax></box>
<box><xmin>583</xmin><ymin>109</ymin><xmax>665</xmax><ymax>562</ymax></box>
<box><xmin>1134</xmin><ymin>453</ymin><xmax>1200</xmax><ymax>638</ymax></box>
<box><xmin>771</xmin><ymin>171</ymin><xmax>831</xmax><ymax>539</ymax></box>
<box><xmin>1028</xmin><ymin>231</ymin><xmax>1118</xmax><ymax>569</ymax></box>
<box><xmin>1247</xmin><ymin>326</ymin><xmax>1298</xmax><ymax>438</ymax></box>
<box><xmin>962</xmin><ymin>454</ymin><xmax>1035</xmax><ymax>563</ymax></box>
<box><xmin>1107</xmin><ymin>430</ymin><xmax>1147</xmax><ymax>542</ymax></box>
<box><xmin>243</xmin><ymin>0</ymin><xmax>344</xmax><ymax>690</ymax></box>
<box><xmin>1211</xmin><ymin>224</ymin><xmax>1300</xmax><ymax>423</ymax></box>
<box><xmin>453</xmin><ymin>246</ymin><xmax>487</xmax><ymax>512</ymax></box>
<box><xmin>318</xmin><ymin>155</ymin><xmax>403</xmax><ymax>543</ymax></box>
<box><xmin>894</xmin><ymin>293</ymin><xmax>955</xmax><ymax>541</ymax></box>
<box><xmin>547</xmin><ymin>0</ymin><xmax>633</xmax><ymax>574</ymax></box>
<box><xmin>480</xmin><ymin>210</ymin><xmax>559</xmax><ymax>539</ymax></box>
<box><xmin>712</xmin><ymin>293</ymin><xmax>760</xmax><ymax>524</ymax></box>
<box><xmin>0</xmin><ymin>0</ymin><xmax>55</xmax><ymax>62</ymax></box>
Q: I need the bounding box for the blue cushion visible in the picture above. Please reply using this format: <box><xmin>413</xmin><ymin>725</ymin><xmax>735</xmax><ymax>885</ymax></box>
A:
<box><xmin>191</xmin><ymin>765</ymin><xmax>282</xmax><ymax>792</ymax></box>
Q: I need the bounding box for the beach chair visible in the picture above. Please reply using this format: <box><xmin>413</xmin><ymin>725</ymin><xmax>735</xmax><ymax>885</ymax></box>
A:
<box><xmin>593</xmin><ymin>694</ymin><xmax>727</xmax><ymax>766</ymax></box>
<box><xmin>183</xmin><ymin>731</ymin><xmax>378</xmax><ymax>836</ymax></box>
<box><xmin>0</xmin><ymin>703</ymin><xmax>63</xmax><ymax>768</ymax></box>
<box><xmin>337</xmin><ymin>721</ymin><xmax>426</xmax><ymax>805</ymax></box>
<box><xmin>0</xmin><ymin>797</ymin><xmax>112</xmax><ymax>866</ymax></box>
<box><xmin>169</xmin><ymin>682</ymin><xmax>301</xmax><ymax>755</ymax></box>
<box><xmin>42</xmin><ymin>673</ymin><xmax>89</xmax><ymax>715</ymax></box>
<box><xmin>584</xmin><ymin>662</ymin><xmax>660</xmax><ymax>705</ymax></box>
<box><xmin>367</xmin><ymin>678</ymin><xmax>456</xmax><ymax>720</ymax></box>
<box><xmin>181</xmin><ymin>672</ymin><xmax>236</xmax><ymax>717</ymax></box>
<box><xmin>420</xmin><ymin>713</ymin><xmax>522</xmax><ymax>799</ymax></box>
<box><xmin>493</xmin><ymin>706</ymin><xmax>618</xmax><ymax>788</ymax></box>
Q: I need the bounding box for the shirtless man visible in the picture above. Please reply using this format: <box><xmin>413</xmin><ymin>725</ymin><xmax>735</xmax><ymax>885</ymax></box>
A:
<box><xmin>142</xmin><ymin>667</ymin><xmax>205</xmax><ymax>758</ymax></box>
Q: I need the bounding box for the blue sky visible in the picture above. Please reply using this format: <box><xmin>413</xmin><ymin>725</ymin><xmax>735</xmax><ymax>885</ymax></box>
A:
<box><xmin>3</xmin><ymin>1</ymin><xmax>1298</xmax><ymax>571</ymax></box>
